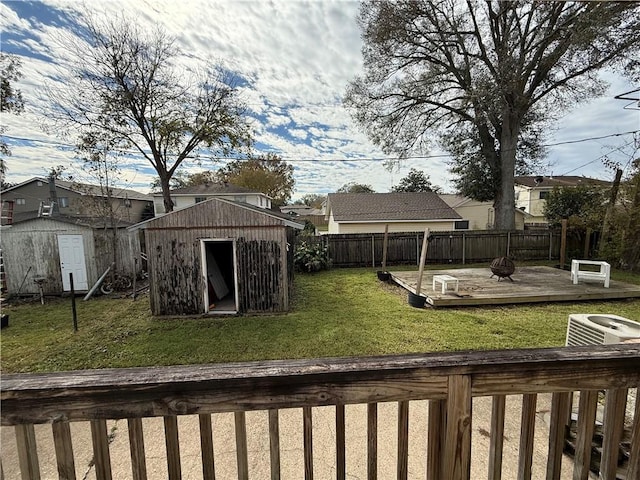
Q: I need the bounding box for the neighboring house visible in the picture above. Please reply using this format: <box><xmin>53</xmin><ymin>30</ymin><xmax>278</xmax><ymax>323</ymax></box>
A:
<box><xmin>514</xmin><ymin>175</ymin><xmax>611</xmax><ymax>225</ymax></box>
<box><xmin>0</xmin><ymin>215</ymin><xmax>141</xmax><ymax>295</ymax></box>
<box><xmin>325</xmin><ymin>192</ymin><xmax>463</xmax><ymax>234</ymax></box>
<box><xmin>0</xmin><ymin>177</ymin><xmax>152</xmax><ymax>225</ymax></box>
<box><xmin>153</xmin><ymin>183</ymin><xmax>272</xmax><ymax>216</ymax></box>
<box><xmin>439</xmin><ymin>194</ymin><xmax>527</xmax><ymax>230</ymax></box>
<box><xmin>131</xmin><ymin>197</ymin><xmax>304</xmax><ymax>316</ymax></box>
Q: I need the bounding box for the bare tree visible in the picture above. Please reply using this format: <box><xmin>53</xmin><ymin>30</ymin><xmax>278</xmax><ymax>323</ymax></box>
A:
<box><xmin>45</xmin><ymin>13</ymin><xmax>252</xmax><ymax>212</ymax></box>
<box><xmin>346</xmin><ymin>1</ymin><xmax>640</xmax><ymax>229</ymax></box>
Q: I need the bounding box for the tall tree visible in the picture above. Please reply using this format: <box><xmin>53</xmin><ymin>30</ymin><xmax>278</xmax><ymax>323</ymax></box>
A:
<box><xmin>214</xmin><ymin>154</ymin><xmax>295</xmax><ymax>207</ymax></box>
<box><xmin>0</xmin><ymin>53</ymin><xmax>25</xmax><ymax>187</ymax></box>
<box><xmin>336</xmin><ymin>182</ymin><xmax>375</xmax><ymax>193</ymax></box>
<box><xmin>45</xmin><ymin>14</ymin><xmax>251</xmax><ymax>213</ymax></box>
<box><xmin>345</xmin><ymin>1</ymin><xmax>640</xmax><ymax>229</ymax></box>
<box><xmin>392</xmin><ymin>168</ymin><xmax>441</xmax><ymax>193</ymax></box>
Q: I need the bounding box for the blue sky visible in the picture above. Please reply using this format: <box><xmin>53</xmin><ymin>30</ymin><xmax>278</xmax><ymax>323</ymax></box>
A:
<box><xmin>1</xmin><ymin>0</ymin><xmax>638</xmax><ymax>200</ymax></box>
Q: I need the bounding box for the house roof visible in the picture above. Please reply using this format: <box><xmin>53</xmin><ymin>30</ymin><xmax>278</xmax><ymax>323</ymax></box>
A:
<box><xmin>8</xmin><ymin>214</ymin><xmax>134</xmax><ymax>229</ymax></box>
<box><xmin>440</xmin><ymin>194</ymin><xmax>528</xmax><ymax>218</ymax></box>
<box><xmin>129</xmin><ymin>197</ymin><xmax>304</xmax><ymax>231</ymax></box>
<box><xmin>1</xmin><ymin>177</ymin><xmax>151</xmax><ymax>201</ymax></box>
<box><xmin>327</xmin><ymin>192</ymin><xmax>461</xmax><ymax>222</ymax></box>
<box><xmin>514</xmin><ymin>175</ymin><xmax>611</xmax><ymax>189</ymax></box>
<box><xmin>155</xmin><ymin>182</ymin><xmax>269</xmax><ymax>198</ymax></box>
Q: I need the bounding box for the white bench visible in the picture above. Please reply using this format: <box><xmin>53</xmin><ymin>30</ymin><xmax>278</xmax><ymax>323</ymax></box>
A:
<box><xmin>571</xmin><ymin>260</ymin><xmax>610</xmax><ymax>288</ymax></box>
<box><xmin>432</xmin><ymin>274</ymin><xmax>459</xmax><ymax>294</ymax></box>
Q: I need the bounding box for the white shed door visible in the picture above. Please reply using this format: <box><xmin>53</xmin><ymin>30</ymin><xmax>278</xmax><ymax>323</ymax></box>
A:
<box><xmin>57</xmin><ymin>235</ymin><xmax>89</xmax><ymax>291</ymax></box>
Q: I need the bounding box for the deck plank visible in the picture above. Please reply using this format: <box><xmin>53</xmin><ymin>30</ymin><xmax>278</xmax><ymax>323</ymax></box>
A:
<box><xmin>390</xmin><ymin>266</ymin><xmax>640</xmax><ymax>307</ymax></box>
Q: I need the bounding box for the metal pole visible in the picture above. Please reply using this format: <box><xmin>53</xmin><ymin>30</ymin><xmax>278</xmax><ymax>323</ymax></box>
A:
<box><xmin>70</xmin><ymin>273</ymin><xmax>78</xmax><ymax>332</ymax></box>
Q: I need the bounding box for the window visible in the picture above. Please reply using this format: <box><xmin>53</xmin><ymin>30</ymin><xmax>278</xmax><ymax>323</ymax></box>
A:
<box><xmin>15</xmin><ymin>198</ymin><xmax>26</xmax><ymax>205</ymax></box>
<box><xmin>36</xmin><ymin>181</ymin><xmax>43</xmax><ymax>187</ymax></box>
<box><xmin>195</xmin><ymin>197</ymin><xmax>207</xmax><ymax>203</ymax></box>
<box><xmin>58</xmin><ymin>197</ymin><xmax>69</xmax><ymax>208</ymax></box>
<box><xmin>539</xmin><ymin>191</ymin><xmax>549</xmax><ymax>200</ymax></box>
<box><xmin>454</xmin><ymin>220</ymin><xmax>470</xmax><ymax>230</ymax></box>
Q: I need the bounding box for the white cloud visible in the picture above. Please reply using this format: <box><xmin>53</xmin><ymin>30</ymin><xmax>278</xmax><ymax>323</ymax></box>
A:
<box><xmin>2</xmin><ymin>0</ymin><xmax>638</xmax><ymax>199</ymax></box>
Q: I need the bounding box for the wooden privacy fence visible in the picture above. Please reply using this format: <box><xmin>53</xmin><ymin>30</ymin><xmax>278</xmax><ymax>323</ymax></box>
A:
<box><xmin>2</xmin><ymin>344</ymin><xmax>639</xmax><ymax>480</ymax></box>
<box><xmin>304</xmin><ymin>230</ymin><xmax>562</xmax><ymax>267</ymax></box>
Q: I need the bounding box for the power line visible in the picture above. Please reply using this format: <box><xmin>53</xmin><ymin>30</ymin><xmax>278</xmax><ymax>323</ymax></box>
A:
<box><xmin>3</xmin><ymin>129</ymin><xmax>638</xmax><ymax>163</ymax></box>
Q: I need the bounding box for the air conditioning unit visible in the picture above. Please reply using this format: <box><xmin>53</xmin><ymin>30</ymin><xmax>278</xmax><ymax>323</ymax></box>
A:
<box><xmin>566</xmin><ymin>314</ymin><xmax>640</xmax><ymax>346</ymax></box>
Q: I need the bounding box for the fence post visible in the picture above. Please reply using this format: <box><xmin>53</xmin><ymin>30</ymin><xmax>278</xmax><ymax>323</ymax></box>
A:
<box><xmin>549</xmin><ymin>231</ymin><xmax>553</xmax><ymax>261</ymax></box>
<box><xmin>371</xmin><ymin>235</ymin><xmax>375</xmax><ymax>268</ymax></box>
<box><xmin>506</xmin><ymin>231</ymin><xmax>511</xmax><ymax>257</ymax></box>
<box><xmin>462</xmin><ymin>233</ymin><xmax>466</xmax><ymax>265</ymax></box>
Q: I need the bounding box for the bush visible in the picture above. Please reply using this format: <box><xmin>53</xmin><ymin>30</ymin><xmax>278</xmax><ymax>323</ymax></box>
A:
<box><xmin>294</xmin><ymin>241</ymin><xmax>330</xmax><ymax>272</ymax></box>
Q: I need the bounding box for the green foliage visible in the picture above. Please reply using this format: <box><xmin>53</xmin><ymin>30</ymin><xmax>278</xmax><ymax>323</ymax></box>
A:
<box><xmin>215</xmin><ymin>153</ymin><xmax>295</xmax><ymax>206</ymax></box>
<box><xmin>294</xmin><ymin>193</ymin><xmax>326</xmax><ymax>208</ymax></box>
<box><xmin>391</xmin><ymin>168</ymin><xmax>441</xmax><ymax>193</ymax></box>
<box><xmin>294</xmin><ymin>240</ymin><xmax>330</xmax><ymax>272</ymax></box>
<box><xmin>542</xmin><ymin>185</ymin><xmax>607</xmax><ymax>229</ymax></box>
<box><xmin>336</xmin><ymin>182</ymin><xmax>375</xmax><ymax>193</ymax></box>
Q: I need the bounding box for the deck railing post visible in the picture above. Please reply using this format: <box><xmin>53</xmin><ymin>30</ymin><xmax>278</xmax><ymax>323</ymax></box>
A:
<box><xmin>488</xmin><ymin>395</ymin><xmax>506</xmax><ymax>480</ymax></box>
<box><xmin>443</xmin><ymin>375</ymin><xmax>472</xmax><ymax>480</ymax></box>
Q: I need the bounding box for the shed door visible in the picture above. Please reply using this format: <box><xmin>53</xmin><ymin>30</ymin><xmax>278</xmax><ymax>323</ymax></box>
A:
<box><xmin>57</xmin><ymin>235</ymin><xmax>88</xmax><ymax>291</ymax></box>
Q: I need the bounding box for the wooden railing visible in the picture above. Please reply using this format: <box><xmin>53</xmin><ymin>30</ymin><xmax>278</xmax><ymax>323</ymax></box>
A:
<box><xmin>1</xmin><ymin>344</ymin><xmax>639</xmax><ymax>480</ymax></box>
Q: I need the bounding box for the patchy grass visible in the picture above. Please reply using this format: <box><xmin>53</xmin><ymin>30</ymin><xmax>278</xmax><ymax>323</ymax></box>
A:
<box><xmin>1</xmin><ymin>265</ymin><xmax>639</xmax><ymax>373</ymax></box>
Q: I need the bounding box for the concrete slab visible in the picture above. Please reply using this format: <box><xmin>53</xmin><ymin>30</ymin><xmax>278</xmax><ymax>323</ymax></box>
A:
<box><xmin>1</xmin><ymin>394</ymin><xmax>593</xmax><ymax>479</ymax></box>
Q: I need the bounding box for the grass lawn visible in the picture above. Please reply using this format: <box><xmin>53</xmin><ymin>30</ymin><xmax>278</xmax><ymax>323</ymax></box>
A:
<box><xmin>2</xmin><ymin>265</ymin><xmax>639</xmax><ymax>373</ymax></box>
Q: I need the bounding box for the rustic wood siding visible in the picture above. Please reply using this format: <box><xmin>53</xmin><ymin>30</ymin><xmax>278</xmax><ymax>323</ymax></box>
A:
<box><xmin>0</xmin><ymin>220</ymin><xmax>97</xmax><ymax>294</ymax></box>
<box><xmin>144</xmin><ymin>199</ymin><xmax>293</xmax><ymax>315</ymax></box>
<box><xmin>1</xmin><ymin>220</ymin><xmax>139</xmax><ymax>294</ymax></box>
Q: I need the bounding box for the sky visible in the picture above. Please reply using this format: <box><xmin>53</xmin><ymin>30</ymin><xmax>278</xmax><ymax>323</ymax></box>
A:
<box><xmin>1</xmin><ymin>0</ymin><xmax>639</xmax><ymax>201</ymax></box>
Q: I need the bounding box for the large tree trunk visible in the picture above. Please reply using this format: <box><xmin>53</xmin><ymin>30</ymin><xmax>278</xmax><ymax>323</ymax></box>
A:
<box><xmin>160</xmin><ymin>175</ymin><xmax>174</xmax><ymax>213</ymax></box>
<box><xmin>494</xmin><ymin>111</ymin><xmax>519</xmax><ymax>230</ymax></box>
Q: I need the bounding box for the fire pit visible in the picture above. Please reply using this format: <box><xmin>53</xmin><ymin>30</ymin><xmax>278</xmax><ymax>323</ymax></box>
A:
<box><xmin>490</xmin><ymin>257</ymin><xmax>515</xmax><ymax>282</ymax></box>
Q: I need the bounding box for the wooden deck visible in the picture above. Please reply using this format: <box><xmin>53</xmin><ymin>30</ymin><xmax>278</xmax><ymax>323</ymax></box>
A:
<box><xmin>390</xmin><ymin>266</ymin><xmax>640</xmax><ymax>307</ymax></box>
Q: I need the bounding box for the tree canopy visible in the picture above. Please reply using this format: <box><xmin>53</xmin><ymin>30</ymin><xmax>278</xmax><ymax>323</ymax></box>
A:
<box><xmin>345</xmin><ymin>1</ymin><xmax>640</xmax><ymax>229</ymax></box>
<box><xmin>45</xmin><ymin>14</ymin><xmax>252</xmax><ymax>212</ymax></box>
<box><xmin>294</xmin><ymin>194</ymin><xmax>326</xmax><ymax>208</ymax></box>
<box><xmin>391</xmin><ymin>168</ymin><xmax>441</xmax><ymax>193</ymax></box>
<box><xmin>1</xmin><ymin>53</ymin><xmax>25</xmax><ymax>188</ymax></box>
<box><xmin>214</xmin><ymin>154</ymin><xmax>295</xmax><ymax>207</ymax></box>
<box><xmin>336</xmin><ymin>182</ymin><xmax>375</xmax><ymax>193</ymax></box>
<box><xmin>542</xmin><ymin>184</ymin><xmax>606</xmax><ymax>229</ymax></box>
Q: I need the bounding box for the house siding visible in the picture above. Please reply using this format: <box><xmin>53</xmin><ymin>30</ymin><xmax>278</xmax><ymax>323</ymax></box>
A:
<box><xmin>328</xmin><ymin>218</ymin><xmax>458</xmax><ymax>234</ymax></box>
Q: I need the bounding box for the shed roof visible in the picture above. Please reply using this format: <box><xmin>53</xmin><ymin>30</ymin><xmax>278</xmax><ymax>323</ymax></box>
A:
<box><xmin>327</xmin><ymin>192</ymin><xmax>461</xmax><ymax>222</ymax></box>
<box><xmin>130</xmin><ymin>197</ymin><xmax>304</xmax><ymax>231</ymax></box>
<box><xmin>8</xmin><ymin>214</ymin><xmax>134</xmax><ymax>229</ymax></box>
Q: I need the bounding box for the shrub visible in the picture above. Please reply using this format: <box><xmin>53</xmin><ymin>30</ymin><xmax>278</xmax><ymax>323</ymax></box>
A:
<box><xmin>294</xmin><ymin>241</ymin><xmax>330</xmax><ymax>272</ymax></box>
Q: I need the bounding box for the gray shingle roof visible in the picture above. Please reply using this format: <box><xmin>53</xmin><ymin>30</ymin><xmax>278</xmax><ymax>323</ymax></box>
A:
<box><xmin>327</xmin><ymin>192</ymin><xmax>461</xmax><ymax>222</ymax></box>
<box><xmin>514</xmin><ymin>176</ymin><xmax>610</xmax><ymax>188</ymax></box>
<box><xmin>163</xmin><ymin>183</ymin><xmax>261</xmax><ymax>196</ymax></box>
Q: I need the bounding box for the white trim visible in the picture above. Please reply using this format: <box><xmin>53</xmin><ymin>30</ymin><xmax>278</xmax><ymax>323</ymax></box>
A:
<box><xmin>333</xmin><ymin>218</ymin><xmax>461</xmax><ymax>224</ymax></box>
<box><xmin>201</xmin><ymin>238</ymin><xmax>239</xmax><ymax>314</ymax></box>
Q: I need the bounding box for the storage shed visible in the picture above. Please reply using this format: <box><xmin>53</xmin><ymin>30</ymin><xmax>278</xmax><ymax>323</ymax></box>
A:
<box><xmin>133</xmin><ymin>198</ymin><xmax>304</xmax><ymax>315</ymax></box>
<box><xmin>0</xmin><ymin>216</ymin><xmax>141</xmax><ymax>295</ymax></box>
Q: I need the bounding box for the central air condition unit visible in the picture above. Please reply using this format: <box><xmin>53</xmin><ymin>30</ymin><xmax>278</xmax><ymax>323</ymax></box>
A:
<box><xmin>566</xmin><ymin>314</ymin><xmax>640</xmax><ymax>346</ymax></box>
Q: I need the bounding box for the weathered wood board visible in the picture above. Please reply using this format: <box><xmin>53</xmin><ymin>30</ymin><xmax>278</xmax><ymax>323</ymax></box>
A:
<box><xmin>390</xmin><ymin>266</ymin><xmax>640</xmax><ymax>307</ymax></box>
